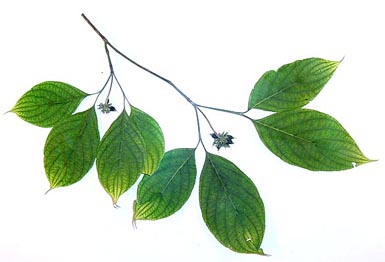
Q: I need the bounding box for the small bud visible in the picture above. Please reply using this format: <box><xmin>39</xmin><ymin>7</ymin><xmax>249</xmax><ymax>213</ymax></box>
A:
<box><xmin>210</xmin><ymin>133</ymin><xmax>218</xmax><ymax>139</ymax></box>
<box><xmin>210</xmin><ymin>131</ymin><xmax>234</xmax><ymax>150</ymax></box>
<box><xmin>97</xmin><ymin>99</ymin><xmax>117</xmax><ymax>114</ymax></box>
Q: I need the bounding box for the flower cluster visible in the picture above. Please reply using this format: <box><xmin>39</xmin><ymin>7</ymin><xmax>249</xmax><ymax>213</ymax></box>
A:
<box><xmin>211</xmin><ymin>132</ymin><xmax>234</xmax><ymax>150</ymax></box>
<box><xmin>97</xmin><ymin>99</ymin><xmax>116</xmax><ymax>114</ymax></box>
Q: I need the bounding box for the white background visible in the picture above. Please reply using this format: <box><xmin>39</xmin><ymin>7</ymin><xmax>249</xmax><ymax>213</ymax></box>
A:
<box><xmin>1</xmin><ymin>1</ymin><xmax>384</xmax><ymax>261</ymax></box>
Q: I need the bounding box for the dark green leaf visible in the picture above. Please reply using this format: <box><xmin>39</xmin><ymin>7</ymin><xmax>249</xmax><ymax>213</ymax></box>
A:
<box><xmin>199</xmin><ymin>153</ymin><xmax>265</xmax><ymax>254</ymax></box>
<box><xmin>44</xmin><ymin>108</ymin><xmax>99</xmax><ymax>189</ymax></box>
<box><xmin>134</xmin><ymin>148</ymin><xmax>196</xmax><ymax>220</ymax></box>
<box><xmin>97</xmin><ymin>110</ymin><xmax>146</xmax><ymax>204</ymax></box>
<box><xmin>253</xmin><ymin>109</ymin><xmax>372</xmax><ymax>170</ymax></box>
<box><xmin>248</xmin><ymin>58</ymin><xmax>340</xmax><ymax>112</ymax></box>
<box><xmin>131</xmin><ymin>106</ymin><xmax>165</xmax><ymax>175</ymax></box>
<box><xmin>12</xmin><ymin>81</ymin><xmax>87</xmax><ymax>127</ymax></box>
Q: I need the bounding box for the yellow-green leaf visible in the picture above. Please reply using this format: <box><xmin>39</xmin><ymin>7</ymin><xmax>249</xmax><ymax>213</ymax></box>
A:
<box><xmin>134</xmin><ymin>148</ymin><xmax>196</xmax><ymax>221</ymax></box>
<box><xmin>131</xmin><ymin>106</ymin><xmax>165</xmax><ymax>175</ymax></box>
<box><xmin>44</xmin><ymin>108</ymin><xmax>99</xmax><ymax>189</ymax></box>
<box><xmin>96</xmin><ymin>110</ymin><xmax>146</xmax><ymax>204</ymax></box>
<box><xmin>12</xmin><ymin>81</ymin><xmax>87</xmax><ymax>127</ymax></box>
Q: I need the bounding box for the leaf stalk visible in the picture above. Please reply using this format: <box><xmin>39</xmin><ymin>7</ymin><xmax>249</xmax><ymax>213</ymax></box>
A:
<box><xmin>82</xmin><ymin>13</ymin><xmax>250</xmax><ymax>150</ymax></box>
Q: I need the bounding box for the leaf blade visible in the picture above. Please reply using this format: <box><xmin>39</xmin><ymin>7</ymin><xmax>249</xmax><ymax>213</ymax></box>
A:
<box><xmin>134</xmin><ymin>148</ymin><xmax>196</xmax><ymax>220</ymax></box>
<box><xmin>248</xmin><ymin>58</ymin><xmax>340</xmax><ymax>111</ymax></box>
<box><xmin>253</xmin><ymin>109</ymin><xmax>372</xmax><ymax>170</ymax></box>
<box><xmin>199</xmin><ymin>153</ymin><xmax>265</xmax><ymax>254</ymax></box>
<box><xmin>131</xmin><ymin>106</ymin><xmax>165</xmax><ymax>175</ymax></box>
<box><xmin>44</xmin><ymin>108</ymin><xmax>99</xmax><ymax>188</ymax></box>
<box><xmin>96</xmin><ymin>110</ymin><xmax>146</xmax><ymax>204</ymax></box>
<box><xmin>12</xmin><ymin>81</ymin><xmax>87</xmax><ymax>127</ymax></box>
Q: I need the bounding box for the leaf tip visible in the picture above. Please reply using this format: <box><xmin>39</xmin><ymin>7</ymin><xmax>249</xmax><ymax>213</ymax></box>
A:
<box><xmin>47</xmin><ymin>181</ymin><xmax>60</xmax><ymax>192</ymax></box>
<box><xmin>355</xmin><ymin>158</ymin><xmax>378</xmax><ymax>168</ymax></box>
<box><xmin>132</xmin><ymin>218</ymin><xmax>138</xmax><ymax>230</ymax></box>
<box><xmin>132</xmin><ymin>200</ymin><xmax>139</xmax><ymax>229</ymax></box>
<box><xmin>3</xmin><ymin>109</ymin><xmax>12</xmax><ymax>115</ymax></box>
<box><xmin>111</xmin><ymin>196</ymin><xmax>120</xmax><ymax>207</ymax></box>
<box><xmin>257</xmin><ymin>248</ymin><xmax>270</xmax><ymax>256</ymax></box>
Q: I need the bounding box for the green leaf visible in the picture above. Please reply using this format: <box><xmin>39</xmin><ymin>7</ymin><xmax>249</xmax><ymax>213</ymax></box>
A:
<box><xmin>133</xmin><ymin>148</ymin><xmax>196</xmax><ymax>220</ymax></box>
<box><xmin>253</xmin><ymin>109</ymin><xmax>372</xmax><ymax>171</ymax></box>
<box><xmin>131</xmin><ymin>106</ymin><xmax>165</xmax><ymax>175</ymax></box>
<box><xmin>11</xmin><ymin>81</ymin><xmax>87</xmax><ymax>127</ymax></box>
<box><xmin>96</xmin><ymin>110</ymin><xmax>146</xmax><ymax>204</ymax></box>
<box><xmin>199</xmin><ymin>153</ymin><xmax>265</xmax><ymax>254</ymax></box>
<box><xmin>44</xmin><ymin>108</ymin><xmax>99</xmax><ymax>189</ymax></box>
<box><xmin>248</xmin><ymin>58</ymin><xmax>340</xmax><ymax>112</ymax></box>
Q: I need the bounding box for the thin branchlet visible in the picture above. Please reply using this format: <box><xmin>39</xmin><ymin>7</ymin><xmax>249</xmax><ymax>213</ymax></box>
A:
<box><xmin>81</xmin><ymin>13</ymin><xmax>245</xmax><ymax>150</ymax></box>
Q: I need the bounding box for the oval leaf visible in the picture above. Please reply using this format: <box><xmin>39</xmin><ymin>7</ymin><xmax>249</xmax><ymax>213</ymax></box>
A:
<box><xmin>97</xmin><ymin>110</ymin><xmax>146</xmax><ymax>204</ymax></box>
<box><xmin>12</xmin><ymin>81</ymin><xmax>87</xmax><ymax>127</ymax></box>
<box><xmin>248</xmin><ymin>58</ymin><xmax>340</xmax><ymax>112</ymax></box>
<box><xmin>44</xmin><ymin>108</ymin><xmax>99</xmax><ymax>189</ymax></box>
<box><xmin>133</xmin><ymin>148</ymin><xmax>196</xmax><ymax>221</ymax></box>
<box><xmin>253</xmin><ymin>109</ymin><xmax>372</xmax><ymax>170</ymax></box>
<box><xmin>199</xmin><ymin>153</ymin><xmax>265</xmax><ymax>254</ymax></box>
<box><xmin>131</xmin><ymin>106</ymin><xmax>165</xmax><ymax>175</ymax></box>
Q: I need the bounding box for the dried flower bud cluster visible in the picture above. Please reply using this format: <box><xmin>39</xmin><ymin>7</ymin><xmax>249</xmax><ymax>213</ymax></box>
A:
<box><xmin>98</xmin><ymin>99</ymin><xmax>116</xmax><ymax>114</ymax></box>
<box><xmin>211</xmin><ymin>132</ymin><xmax>234</xmax><ymax>150</ymax></box>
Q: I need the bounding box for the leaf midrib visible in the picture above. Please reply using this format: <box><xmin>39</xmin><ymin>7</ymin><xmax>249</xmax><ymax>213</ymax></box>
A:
<box><xmin>251</xmin><ymin>64</ymin><xmax>297</xmax><ymax>109</ymax></box>
<box><xmin>207</xmin><ymin>154</ymin><xmax>238</xmax><ymax>213</ymax></box>
<box><xmin>252</xmin><ymin>82</ymin><xmax>297</xmax><ymax>109</ymax></box>
<box><xmin>254</xmin><ymin>120</ymin><xmax>313</xmax><ymax>144</ymax></box>
<box><xmin>160</xmin><ymin>150</ymin><xmax>194</xmax><ymax>195</ymax></box>
<box><xmin>47</xmin><ymin>109</ymin><xmax>95</xmax><ymax>187</ymax></box>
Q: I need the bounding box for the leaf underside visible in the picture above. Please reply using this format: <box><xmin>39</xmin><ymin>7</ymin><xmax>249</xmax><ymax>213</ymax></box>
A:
<box><xmin>134</xmin><ymin>148</ymin><xmax>197</xmax><ymax>220</ymax></box>
<box><xmin>131</xmin><ymin>106</ymin><xmax>165</xmax><ymax>175</ymax></box>
<box><xmin>97</xmin><ymin>110</ymin><xmax>146</xmax><ymax>204</ymax></box>
<box><xmin>44</xmin><ymin>108</ymin><xmax>99</xmax><ymax>189</ymax></box>
<box><xmin>254</xmin><ymin>109</ymin><xmax>372</xmax><ymax>171</ymax></box>
<box><xmin>199</xmin><ymin>153</ymin><xmax>265</xmax><ymax>254</ymax></box>
<box><xmin>12</xmin><ymin>81</ymin><xmax>87</xmax><ymax>127</ymax></box>
<box><xmin>248</xmin><ymin>58</ymin><xmax>340</xmax><ymax>112</ymax></box>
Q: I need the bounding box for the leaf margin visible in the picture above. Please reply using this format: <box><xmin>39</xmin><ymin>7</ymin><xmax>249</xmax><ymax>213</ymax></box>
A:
<box><xmin>96</xmin><ymin>109</ymin><xmax>147</xmax><ymax>205</ymax></box>
<box><xmin>248</xmin><ymin>57</ymin><xmax>340</xmax><ymax>112</ymax></box>
<box><xmin>133</xmin><ymin>148</ymin><xmax>197</xmax><ymax>221</ymax></box>
<box><xmin>44</xmin><ymin>107</ymin><xmax>100</xmax><ymax>189</ymax></box>
<box><xmin>11</xmin><ymin>81</ymin><xmax>88</xmax><ymax>127</ymax></box>
<box><xmin>199</xmin><ymin>153</ymin><xmax>265</xmax><ymax>255</ymax></box>
<box><xmin>253</xmin><ymin>108</ymin><xmax>373</xmax><ymax>171</ymax></box>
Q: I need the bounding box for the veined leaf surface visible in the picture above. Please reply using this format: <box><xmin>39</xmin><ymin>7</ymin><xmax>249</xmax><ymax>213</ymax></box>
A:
<box><xmin>12</xmin><ymin>81</ymin><xmax>87</xmax><ymax>127</ymax></box>
<box><xmin>97</xmin><ymin>110</ymin><xmax>146</xmax><ymax>204</ymax></box>
<box><xmin>253</xmin><ymin>109</ymin><xmax>372</xmax><ymax>170</ymax></box>
<box><xmin>248</xmin><ymin>58</ymin><xmax>339</xmax><ymax>112</ymax></box>
<box><xmin>131</xmin><ymin>106</ymin><xmax>165</xmax><ymax>175</ymax></box>
<box><xmin>134</xmin><ymin>148</ymin><xmax>196</xmax><ymax>220</ymax></box>
<box><xmin>44</xmin><ymin>108</ymin><xmax>99</xmax><ymax>189</ymax></box>
<box><xmin>199</xmin><ymin>153</ymin><xmax>265</xmax><ymax>254</ymax></box>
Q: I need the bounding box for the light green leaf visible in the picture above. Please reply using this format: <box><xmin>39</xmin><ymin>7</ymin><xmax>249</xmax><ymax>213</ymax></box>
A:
<box><xmin>131</xmin><ymin>106</ymin><xmax>165</xmax><ymax>175</ymax></box>
<box><xmin>96</xmin><ymin>110</ymin><xmax>146</xmax><ymax>204</ymax></box>
<box><xmin>199</xmin><ymin>153</ymin><xmax>265</xmax><ymax>254</ymax></box>
<box><xmin>253</xmin><ymin>109</ymin><xmax>373</xmax><ymax>171</ymax></box>
<box><xmin>133</xmin><ymin>148</ymin><xmax>196</xmax><ymax>221</ymax></box>
<box><xmin>248</xmin><ymin>58</ymin><xmax>340</xmax><ymax>112</ymax></box>
<box><xmin>11</xmin><ymin>81</ymin><xmax>87</xmax><ymax>127</ymax></box>
<box><xmin>44</xmin><ymin>108</ymin><xmax>99</xmax><ymax>189</ymax></box>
